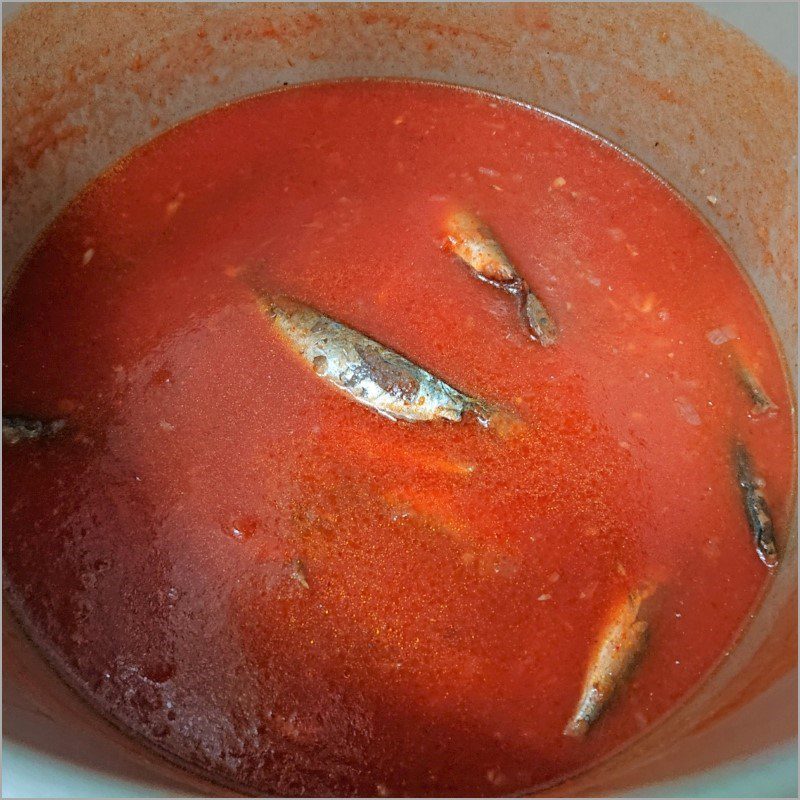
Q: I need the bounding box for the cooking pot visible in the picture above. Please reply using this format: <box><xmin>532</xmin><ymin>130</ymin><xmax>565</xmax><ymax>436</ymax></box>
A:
<box><xmin>3</xmin><ymin>3</ymin><xmax>796</xmax><ymax>796</ymax></box>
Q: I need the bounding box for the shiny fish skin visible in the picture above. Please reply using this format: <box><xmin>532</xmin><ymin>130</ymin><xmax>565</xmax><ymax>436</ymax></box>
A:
<box><xmin>736</xmin><ymin>363</ymin><xmax>777</xmax><ymax>416</ymax></box>
<box><xmin>2</xmin><ymin>415</ymin><xmax>65</xmax><ymax>445</ymax></box>
<box><xmin>563</xmin><ymin>585</ymin><xmax>653</xmax><ymax>737</ymax></box>
<box><xmin>443</xmin><ymin>209</ymin><xmax>558</xmax><ymax>346</ymax></box>
<box><xmin>259</xmin><ymin>295</ymin><xmax>495</xmax><ymax>424</ymax></box>
<box><xmin>444</xmin><ymin>209</ymin><xmax>519</xmax><ymax>287</ymax></box>
<box><xmin>734</xmin><ymin>442</ymin><xmax>779</xmax><ymax>568</ymax></box>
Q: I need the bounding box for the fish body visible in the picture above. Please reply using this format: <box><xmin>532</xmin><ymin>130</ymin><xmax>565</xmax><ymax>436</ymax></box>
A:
<box><xmin>444</xmin><ymin>210</ymin><xmax>520</xmax><ymax>288</ymax></box>
<box><xmin>736</xmin><ymin>364</ymin><xmax>777</xmax><ymax>416</ymax></box>
<box><xmin>443</xmin><ymin>209</ymin><xmax>557</xmax><ymax>346</ymax></box>
<box><xmin>734</xmin><ymin>442</ymin><xmax>778</xmax><ymax>567</ymax></box>
<box><xmin>564</xmin><ymin>585</ymin><xmax>653</xmax><ymax>737</ymax></box>
<box><xmin>725</xmin><ymin>348</ymin><xmax>777</xmax><ymax>416</ymax></box>
<box><xmin>3</xmin><ymin>415</ymin><xmax>65</xmax><ymax>445</ymax></box>
<box><xmin>260</xmin><ymin>295</ymin><xmax>493</xmax><ymax>424</ymax></box>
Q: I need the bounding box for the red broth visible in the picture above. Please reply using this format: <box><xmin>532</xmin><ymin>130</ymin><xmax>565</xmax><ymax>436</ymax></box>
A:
<box><xmin>3</xmin><ymin>81</ymin><xmax>794</xmax><ymax>796</ymax></box>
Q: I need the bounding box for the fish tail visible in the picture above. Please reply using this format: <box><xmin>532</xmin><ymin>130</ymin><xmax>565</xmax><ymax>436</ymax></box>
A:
<box><xmin>3</xmin><ymin>415</ymin><xmax>66</xmax><ymax>444</ymax></box>
<box><xmin>468</xmin><ymin>400</ymin><xmax>526</xmax><ymax>439</ymax></box>
<box><xmin>520</xmin><ymin>287</ymin><xmax>558</xmax><ymax>346</ymax></box>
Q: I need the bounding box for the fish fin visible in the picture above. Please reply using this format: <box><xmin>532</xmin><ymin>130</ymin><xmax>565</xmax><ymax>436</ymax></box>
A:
<box><xmin>290</xmin><ymin>558</ymin><xmax>310</xmax><ymax>590</ymax></box>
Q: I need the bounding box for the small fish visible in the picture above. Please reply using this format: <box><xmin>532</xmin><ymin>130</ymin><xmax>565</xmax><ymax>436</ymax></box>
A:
<box><xmin>735</xmin><ymin>362</ymin><xmax>777</xmax><ymax>416</ymax></box>
<box><xmin>564</xmin><ymin>585</ymin><xmax>654</xmax><ymax>737</ymax></box>
<box><xmin>259</xmin><ymin>295</ymin><xmax>500</xmax><ymax>426</ymax></box>
<box><xmin>734</xmin><ymin>441</ymin><xmax>778</xmax><ymax>567</ymax></box>
<box><xmin>3</xmin><ymin>415</ymin><xmax>66</xmax><ymax>445</ymax></box>
<box><xmin>443</xmin><ymin>209</ymin><xmax>557</xmax><ymax>345</ymax></box>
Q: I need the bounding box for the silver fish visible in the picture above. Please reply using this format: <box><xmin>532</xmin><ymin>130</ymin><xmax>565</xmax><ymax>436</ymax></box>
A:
<box><xmin>734</xmin><ymin>441</ymin><xmax>778</xmax><ymax>568</ymax></box>
<box><xmin>259</xmin><ymin>295</ymin><xmax>496</xmax><ymax>425</ymax></box>
<box><xmin>564</xmin><ymin>585</ymin><xmax>654</xmax><ymax>737</ymax></box>
<box><xmin>735</xmin><ymin>362</ymin><xmax>777</xmax><ymax>416</ymax></box>
<box><xmin>443</xmin><ymin>209</ymin><xmax>558</xmax><ymax>346</ymax></box>
<box><xmin>3</xmin><ymin>415</ymin><xmax>65</xmax><ymax>445</ymax></box>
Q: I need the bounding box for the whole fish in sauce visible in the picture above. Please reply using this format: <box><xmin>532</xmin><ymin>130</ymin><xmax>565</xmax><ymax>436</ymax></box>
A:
<box><xmin>258</xmin><ymin>295</ymin><xmax>501</xmax><ymax>426</ymax></box>
<box><xmin>734</xmin><ymin>361</ymin><xmax>777</xmax><ymax>416</ymax></box>
<box><xmin>564</xmin><ymin>584</ymin><xmax>655</xmax><ymax>737</ymax></box>
<box><xmin>734</xmin><ymin>441</ymin><xmax>778</xmax><ymax>568</ymax></box>
<box><xmin>443</xmin><ymin>209</ymin><xmax>558</xmax><ymax>346</ymax></box>
<box><xmin>3</xmin><ymin>415</ymin><xmax>65</xmax><ymax>445</ymax></box>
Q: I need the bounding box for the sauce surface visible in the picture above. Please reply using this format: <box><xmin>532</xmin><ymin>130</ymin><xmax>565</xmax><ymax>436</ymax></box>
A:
<box><xmin>3</xmin><ymin>81</ymin><xmax>794</xmax><ymax>796</ymax></box>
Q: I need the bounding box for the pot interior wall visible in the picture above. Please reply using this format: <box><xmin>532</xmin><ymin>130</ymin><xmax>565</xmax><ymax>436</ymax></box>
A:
<box><xmin>3</xmin><ymin>3</ymin><xmax>797</xmax><ymax>796</ymax></box>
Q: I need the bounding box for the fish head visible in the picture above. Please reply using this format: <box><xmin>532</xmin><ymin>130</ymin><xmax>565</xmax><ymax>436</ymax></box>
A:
<box><xmin>257</xmin><ymin>295</ymin><xmax>325</xmax><ymax>338</ymax></box>
<box><xmin>259</xmin><ymin>294</ymin><xmax>302</xmax><ymax>319</ymax></box>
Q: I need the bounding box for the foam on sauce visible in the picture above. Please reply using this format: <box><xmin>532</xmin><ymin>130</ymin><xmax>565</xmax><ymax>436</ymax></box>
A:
<box><xmin>3</xmin><ymin>81</ymin><xmax>794</xmax><ymax>796</ymax></box>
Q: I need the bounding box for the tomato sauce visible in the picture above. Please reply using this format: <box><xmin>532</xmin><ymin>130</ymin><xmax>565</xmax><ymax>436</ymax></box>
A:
<box><xmin>3</xmin><ymin>81</ymin><xmax>794</xmax><ymax>796</ymax></box>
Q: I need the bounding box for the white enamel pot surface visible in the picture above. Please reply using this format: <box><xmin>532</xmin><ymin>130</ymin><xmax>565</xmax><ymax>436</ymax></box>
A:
<box><xmin>2</xmin><ymin>3</ymin><xmax>797</xmax><ymax>798</ymax></box>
